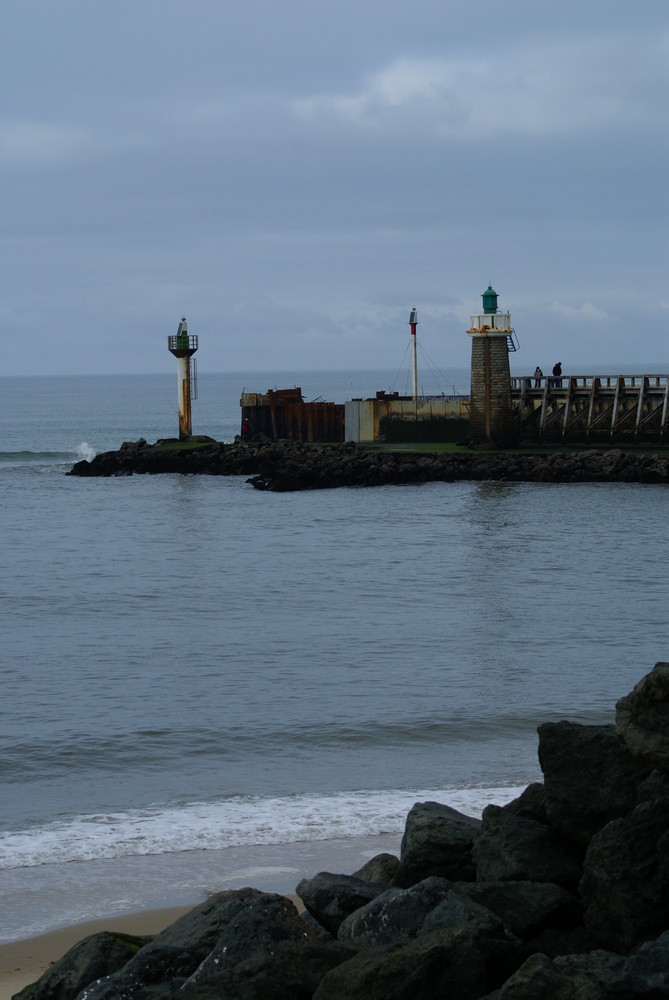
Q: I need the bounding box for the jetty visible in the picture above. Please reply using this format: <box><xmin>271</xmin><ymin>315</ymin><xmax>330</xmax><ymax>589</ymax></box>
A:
<box><xmin>239</xmin><ymin>376</ymin><xmax>669</xmax><ymax>448</ymax></box>
<box><xmin>512</xmin><ymin>374</ymin><xmax>669</xmax><ymax>446</ymax></box>
<box><xmin>68</xmin><ymin>288</ymin><xmax>669</xmax><ymax>484</ymax></box>
<box><xmin>239</xmin><ymin>289</ymin><xmax>669</xmax><ymax>447</ymax></box>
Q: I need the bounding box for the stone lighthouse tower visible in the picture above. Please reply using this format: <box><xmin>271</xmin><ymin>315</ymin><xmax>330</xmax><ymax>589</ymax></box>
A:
<box><xmin>467</xmin><ymin>285</ymin><xmax>515</xmax><ymax>446</ymax></box>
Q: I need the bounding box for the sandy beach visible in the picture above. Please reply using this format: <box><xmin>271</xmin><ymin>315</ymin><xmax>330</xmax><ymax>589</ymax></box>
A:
<box><xmin>0</xmin><ymin>906</ymin><xmax>192</xmax><ymax>999</ymax></box>
<box><xmin>0</xmin><ymin>898</ymin><xmax>304</xmax><ymax>999</ymax></box>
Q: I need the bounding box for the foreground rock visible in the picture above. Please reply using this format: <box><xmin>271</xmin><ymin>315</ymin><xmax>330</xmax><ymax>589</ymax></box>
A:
<box><xmin>13</xmin><ymin>931</ymin><xmax>149</xmax><ymax>1000</ymax></box>
<box><xmin>67</xmin><ymin>439</ymin><xmax>669</xmax><ymax>490</ymax></box>
<box><xmin>313</xmin><ymin>922</ymin><xmax>519</xmax><ymax>1000</ymax></box>
<box><xmin>391</xmin><ymin>801</ymin><xmax>480</xmax><ymax>887</ymax></box>
<box><xmin>537</xmin><ymin>721</ymin><xmax>651</xmax><ymax>845</ymax></box>
<box><xmin>16</xmin><ymin>663</ymin><xmax>669</xmax><ymax>999</ymax></box>
<box><xmin>616</xmin><ymin>661</ymin><xmax>669</xmax><ymax>769</ymax></box>
<box><xmin>295</xmin><ymin>873</ymin><xmax>386</xmax><ymax>936</ymax></box>
<box><xmin>498</xmin><ymin>932</ymin><xmax>669</xmax><ymax>999</ymax></box>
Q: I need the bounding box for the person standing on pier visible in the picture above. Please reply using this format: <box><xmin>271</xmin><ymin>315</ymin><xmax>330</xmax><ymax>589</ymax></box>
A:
<box><xmin>552</xmin><ymin>362</ymin><xmax>562</xmax><ymax>387</ymax></box>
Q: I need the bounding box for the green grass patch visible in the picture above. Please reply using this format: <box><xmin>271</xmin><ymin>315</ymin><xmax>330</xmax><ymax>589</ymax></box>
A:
<box><xmin>150</xmin><ymin>441</ymin><xmax>216</xmax><ymax>452</ymax></box>
<box><xmin>366</xmin><ymin>442</ymin><xmax>470</xmax><ymax>454</ymax></box>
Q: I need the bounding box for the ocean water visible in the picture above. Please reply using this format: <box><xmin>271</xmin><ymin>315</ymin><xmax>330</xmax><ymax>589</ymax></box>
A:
<box><xmin>1</xmin><ymin>370</ymin><xmax>669</xmax><ymax>944</ymax></box>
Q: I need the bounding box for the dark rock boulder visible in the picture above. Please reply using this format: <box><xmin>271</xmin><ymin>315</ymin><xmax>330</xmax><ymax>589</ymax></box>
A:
<box><xmin>71</xmin><ymin>889</ymin><xmax>306</xmax><ymax>999</ymax></box>
<box><xmin>515</xmin><ymin>924</ymin><xmax>596</xmax><ymax>964</ymax></box>
<box><xmin>498</xmin><ymin>930</ymin><xmax>669</xmax><ymax>999</ymax></box>
<box><xmin>501</xmin><ymin>782</ymin><xmax>548</xmax><ymax>824</ymax></box>
<box><xmin>337</xmin><ymin>876</ymin><xmax>511</xmax><ymax>951</ymax></box>
<box><xmin>120</xmin><ymin>437</ymin><xmax>148</xmax><ymax>450</ymax></box>
<box><xmin>538</xmin><ymin>721</ymin><xmax>651</xmax><ymax>845</ymax></box>
<box><xmin>473</xmin><ymin>804</ymin><xmax>584</xmax><ymax>888</ymax></box>
<box><xmin>295</xmin><ymin>872</ymin><xmax>386</xmax><ymax>936</ymax></box>
<box><xmin>617</xmin><ymin>931</ymin><xmax>669</xmax><ymax>996</ymax></box>
<box><xmin>313</xmin><ymin>922</ymin><xmax>521</xmax><ymax>1000</ymax></box>
<box><xmin>637</xmin><ymin>768</ymin><xmax>669</xmax><ymax>805</ymax></box>
<box><xmin>350</xmin><ymin>852</ymin><xmax>400</xmax><ymax>886</ymax></box>
<box><xmin>392</xmin><ymin>801</ymin><xmax>481</xmax><ymax>888</ymax></box>
<box><xmin>616</xmin><ymin>662</ymin><xmax>669</xmax><ymax>771</ymax></box>
<box><xmin>497</xmin><ymin>949</ymin><xmax>626</xmax><ymax>999</ymax></box>
<box><xmin>580</xmin><ymin>796</ymin><xmax>669</xmax><ymax>952</ymax></box>
<box><xmin>182</xmin><ymin>890</ymin><xmax>320</xmax><ymax>989</ymax></box>
<box><xmin>176</xmin><ymin>940</ymin><xmax>357</xmax><ymax>999</ymax></box>
<box><xmin>13</xmin><ymin>931</ymin><xmax>148</xmax><ymax>1000</ymax></box>
<box><xmin>299</xmin><ymin>909</ymin><xmax>335</xmax><ymax>940</ymax></box>
<box><xmin>452</xmin><ymin>880</ymin><xmax>580</xmax><ymax>941</ymax></box>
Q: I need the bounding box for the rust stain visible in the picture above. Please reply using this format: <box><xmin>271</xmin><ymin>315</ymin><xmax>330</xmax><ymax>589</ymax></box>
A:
<box><xmin>241</xmin><ymin>388</ymin><xmax>345</xmax><ymax>442</ymax></box>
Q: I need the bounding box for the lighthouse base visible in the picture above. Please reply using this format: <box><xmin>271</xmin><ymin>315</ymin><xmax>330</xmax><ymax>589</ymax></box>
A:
<box><xmin>469</xmin><ymin>334</ymin><xmax>516</xmax><ymax>447</ymax></box>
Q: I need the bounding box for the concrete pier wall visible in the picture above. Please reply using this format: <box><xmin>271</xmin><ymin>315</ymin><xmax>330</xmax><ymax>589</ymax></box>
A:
<box><xmin>345</xmin><ymin>395</ymin><xmax>469</xmax><ymax>443</ymax></box>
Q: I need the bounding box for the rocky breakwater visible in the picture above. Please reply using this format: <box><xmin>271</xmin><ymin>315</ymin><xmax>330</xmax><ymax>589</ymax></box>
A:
<box><xmin>67</xmin><ymin>437</ymin><xmax>261</xmax><ymax>479</ymax></box>
<box><xmin>68</xmin><ymin>438</ymin><xmax>669</xmax><ymax>490</ymax></box>
<box><xmin>17</xmin><ymin>663</ymin><xmax>669</xmax><ymax>999</ymax></box>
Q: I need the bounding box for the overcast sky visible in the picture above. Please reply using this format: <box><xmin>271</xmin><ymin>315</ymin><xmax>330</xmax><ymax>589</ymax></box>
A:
<box><xmin>2</xmin><ymin>0</ymin><xmax>667</xmax><ymax>376</ymax></box>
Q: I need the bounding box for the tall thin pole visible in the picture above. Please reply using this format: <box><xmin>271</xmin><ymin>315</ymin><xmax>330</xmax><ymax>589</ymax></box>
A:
<box><xmin>409</xmin><ymin>308</ymin><xmax>418</xmax><ymax>404</ymax></box>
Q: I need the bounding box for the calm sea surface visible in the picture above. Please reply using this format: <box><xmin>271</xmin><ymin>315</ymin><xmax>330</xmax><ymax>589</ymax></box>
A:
<box><xmin>1</xmin><ymin>371</ymin><xmax>668</xmax><ymax>943</ymax></box>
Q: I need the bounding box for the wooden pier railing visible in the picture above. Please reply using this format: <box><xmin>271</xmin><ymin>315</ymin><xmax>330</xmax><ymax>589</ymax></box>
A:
<box><xmin>510</xmin><ymin>375</ymin><xmax>669</xmax><ymax>445</ymax></box>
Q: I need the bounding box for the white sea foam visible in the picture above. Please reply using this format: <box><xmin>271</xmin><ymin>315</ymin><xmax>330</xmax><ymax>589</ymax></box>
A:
<box><xmin>75</xmin><ymin>441</ymin><xmax>96</xmax><ymax>462</ymax></box>
<box><xmin>0</xmin><ymin>785</ymin><xmax>523</xmax><ymax>870</ymax></box>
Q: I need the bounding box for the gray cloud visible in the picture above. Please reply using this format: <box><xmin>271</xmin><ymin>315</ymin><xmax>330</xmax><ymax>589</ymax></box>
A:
<box><xmin>2</xmin><ymin>0</ymin><xmax>667</xmax><ymax>375</ymax></box>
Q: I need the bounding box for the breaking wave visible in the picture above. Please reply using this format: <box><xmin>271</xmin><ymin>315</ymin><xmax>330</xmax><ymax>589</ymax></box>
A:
<box><xmin>75</xmin><ymin>441</ymin><xmax>96</xmax><ymax>462</ymax></box>
<box><xmin>0</xmin><ymin>785</ymin><xmax>522</xmax><ymax>870</ymax></box>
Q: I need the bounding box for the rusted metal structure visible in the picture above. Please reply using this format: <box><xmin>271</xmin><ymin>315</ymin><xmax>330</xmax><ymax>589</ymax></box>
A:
<box><xmin>512</xmin><ymin>374</ymin><xmax>669</xmax><ymax>445</ymax></box>
<box><xmin>240</xmin><ymin>306</ymin><xmax>472</xmax><ymax>444</ymax></box>
<box><xmin>240</xmin><ymin>388</ymin><xmax>345</xmax><ymax>442</ymax></box>
<box><xmin>167</xmin><ymin>317</ymin><xmax>198</xmax><ymax>439</ymax></box>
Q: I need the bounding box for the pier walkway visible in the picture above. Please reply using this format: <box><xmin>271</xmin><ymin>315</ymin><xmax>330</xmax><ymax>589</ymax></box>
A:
<box><xmin>511</xmin><ymin>374</ymin><xmax>669</xmax><ymax>445</ymax></box>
